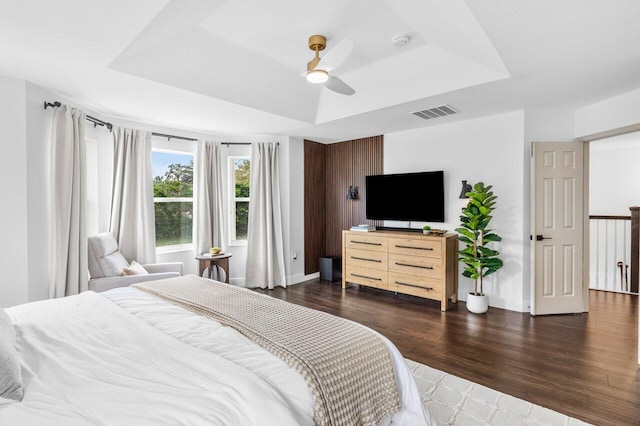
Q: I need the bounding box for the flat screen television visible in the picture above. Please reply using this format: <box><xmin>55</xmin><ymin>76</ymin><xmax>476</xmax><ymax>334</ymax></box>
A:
<box><xmin>365</xmin><ymin>171</ymin><xmax>444</xmax><ymax>222</ymax></box>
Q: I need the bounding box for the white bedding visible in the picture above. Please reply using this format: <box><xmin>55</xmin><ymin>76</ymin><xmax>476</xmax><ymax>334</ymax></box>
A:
<box><xmin>0</xmin><ymin>287</ymin><xmax>432</xmax><ymax>425</ymax></box>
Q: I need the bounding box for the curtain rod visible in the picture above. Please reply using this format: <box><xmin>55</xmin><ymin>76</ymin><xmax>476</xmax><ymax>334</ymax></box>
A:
<box><xmin>45</xmin><ymin>101</ymin><xmax>194</xmax><ymax>141</ymax></box>
<box><xmin>152</xmin><ymin>132</ymin><xmax>197</xmax><ymax>142</ymax></box>
<box><xmin>222</xmin><ymin>142</ymin><xmax>279</xmax><ymax>146</ymax></box>
<box><xmin>44</xmin><ymin>101</ymin><xmax>113</xmax><ymax>132</ymax></box>
<box><xmin>45</xmin><ymin>101</ymin><xmax>279</xmax><ymax>146</ymax></box>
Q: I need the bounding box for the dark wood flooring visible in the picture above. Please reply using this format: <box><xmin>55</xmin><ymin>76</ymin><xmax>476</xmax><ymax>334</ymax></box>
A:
<box><xmin>255</xmin><ymin>280</ymin><xmax>640</xmax><ymax>425</ymax></box>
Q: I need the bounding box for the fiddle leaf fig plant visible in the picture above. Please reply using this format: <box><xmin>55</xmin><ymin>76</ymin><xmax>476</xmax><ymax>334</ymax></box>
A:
<box><xmin>456</xmin><ymin>182</ymin><xmax>503</xmax><ymax>296</ymax></box>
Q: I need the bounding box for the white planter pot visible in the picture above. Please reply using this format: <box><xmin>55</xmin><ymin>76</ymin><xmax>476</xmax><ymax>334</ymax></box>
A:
<box><xmin>466</xmin><ymin>293</ymin><xmax>488</xmax><ymax>314</ymax></box>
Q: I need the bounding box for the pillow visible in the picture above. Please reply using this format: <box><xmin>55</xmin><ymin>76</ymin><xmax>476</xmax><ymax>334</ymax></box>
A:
<box><xmin>0</xmin><ymin>309</ymin><xmax>23</xmax><ymax>401</ymax></box>
<box><xmin>122</xmin><ymin>260</ymin><xmax>149</xmax><ymax>276</ymax></box>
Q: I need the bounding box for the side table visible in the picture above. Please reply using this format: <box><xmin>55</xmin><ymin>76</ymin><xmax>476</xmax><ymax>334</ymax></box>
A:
<box><xmin>195</xmin><ymin>253</ymin><xmax>232</xmax><ymax>283</ymax></box>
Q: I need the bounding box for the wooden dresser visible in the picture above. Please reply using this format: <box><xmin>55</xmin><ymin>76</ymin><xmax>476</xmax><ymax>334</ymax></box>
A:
<box><xmin>341</xmin><ymin>229</ymin><xmax>458</xmax><ymax>311</ymax></box>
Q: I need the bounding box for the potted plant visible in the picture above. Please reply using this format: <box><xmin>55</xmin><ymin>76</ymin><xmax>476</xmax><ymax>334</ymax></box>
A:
<box><xmin>456</xmin><ymin>182</ymin><xmax>503</xmax><ymax>314</ymax></box>
<box><xmin>422</xmin><ymin>225</ymin><xmax>431</xmax><ymax>234</ymax></box>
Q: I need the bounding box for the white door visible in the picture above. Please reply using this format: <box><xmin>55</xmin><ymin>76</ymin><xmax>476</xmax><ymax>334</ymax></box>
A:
<box><xmin>531</xmin><ymin>142</ymin><xmax>586</xmax><ymax>315</ymax></box>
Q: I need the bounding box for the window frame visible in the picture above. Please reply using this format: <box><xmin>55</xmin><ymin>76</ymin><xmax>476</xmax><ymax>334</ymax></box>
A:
<box><xmin>228</xmin><ymin>155</ymin><xmax>250</xmax><ymax>246</ymax></box>
<box><xmin>152</xmin><ymin>148</ymin><xmax>195</xmax><ymax>253</ymax></box>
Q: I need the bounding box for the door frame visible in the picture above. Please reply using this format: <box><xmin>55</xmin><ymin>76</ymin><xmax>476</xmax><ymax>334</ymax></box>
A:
<box><xmin>582</xmin><ymin>142</ymin><xmax>590</xmax><ymax>313</ymax></box>
<box><xmin>531</xmin><ymin>124</ymin><xmax>640</xmax><ymax>316</ymax></box>
<box><xmin>530</xmin><ymin>141</ymin><xmax>590</xmax><ymax>315</ymax></box>
<box><xmin>576</xmin><ymin>124</ymin><xmax>640</xmax><ymax>364</ymax></box>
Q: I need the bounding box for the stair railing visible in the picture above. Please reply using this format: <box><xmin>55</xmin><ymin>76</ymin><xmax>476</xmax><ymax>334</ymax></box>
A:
<box><xmin>589</xmin><ymin>212</ymin><xmax>637</xmax><ymax>293</ymax></box>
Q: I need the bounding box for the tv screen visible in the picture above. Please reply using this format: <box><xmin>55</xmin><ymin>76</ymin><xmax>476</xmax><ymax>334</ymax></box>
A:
<box><xmin>366</xmin><ymin>171</ymin><xmax>444</xmax><ymax>222</ymax></box>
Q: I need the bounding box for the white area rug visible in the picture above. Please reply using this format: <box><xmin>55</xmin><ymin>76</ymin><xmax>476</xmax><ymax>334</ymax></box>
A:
<box><xmin>405</xmin><ymin>359</ymin><xmax>592</xmax><ymax>426</ymax></box>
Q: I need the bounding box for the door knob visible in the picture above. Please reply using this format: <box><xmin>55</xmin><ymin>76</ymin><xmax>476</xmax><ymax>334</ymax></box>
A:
<box><xmin>536</xmin><ymin>235</ymin><xmax>551</xmax><ymax>241</ymax></box>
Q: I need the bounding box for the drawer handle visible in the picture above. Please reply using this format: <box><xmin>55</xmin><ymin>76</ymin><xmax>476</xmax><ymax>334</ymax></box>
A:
<box><xmin>396</xmin><ymin>281</ymin><xmax>434</xmax><ymax>291</ymax></box>
<box><xmin>352</xmin><ymin>273</ymin><xmax>382</xmax><ymax>281</ymax></box>
<box><xmin>395</xmin><ymin>245</ymin><xmax>433</xmax><ymax>251</ymax></box>
<box><xmin>395</xmin><ymin>262</ymin><xmax>433</xmax><ymax>270</ymax></box>
<box><xmin>351</xmin><ymin>256</ymin><xmax>382</xmax><ymax>263</ymax></box>
<box><xmin>352</xmin><ymin>240</ymin><xmax>382</xmax><ymax>246</ymax></box>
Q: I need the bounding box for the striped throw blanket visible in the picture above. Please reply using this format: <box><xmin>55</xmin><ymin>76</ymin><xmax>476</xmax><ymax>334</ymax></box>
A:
<box><xmin>133</xmin><ymin>275</ymin><xmax>401</xmax><ymax>425</ymax></box>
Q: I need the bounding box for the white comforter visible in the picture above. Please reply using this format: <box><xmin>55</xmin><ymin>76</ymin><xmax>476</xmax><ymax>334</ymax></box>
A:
<box><xmin>1</xmin><ymin>287</ymin><xmax>432</xmax><ymax>425</ymax></box>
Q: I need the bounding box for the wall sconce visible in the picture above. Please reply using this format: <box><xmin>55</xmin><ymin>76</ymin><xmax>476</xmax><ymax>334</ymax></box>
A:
<box><xmin>459</xmin><ymin>180</ymin><xmax>472</xmax><ymax>199</ymax></box>
<box><xmin>347</xmin><ymin>185</ymin><xmax>359</xmax><ymax>200</ymax></box>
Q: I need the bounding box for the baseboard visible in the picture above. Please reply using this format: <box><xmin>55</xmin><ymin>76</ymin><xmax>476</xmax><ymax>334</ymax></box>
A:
<box><xmin>457</xmin><ymin>291</ymin><xmax>529</xmax><ymax>313</ymax></box>
<box><xmin>288</xmin><ymin>272</ymin><xmax>319</xmax><ymax>285</ymax></box>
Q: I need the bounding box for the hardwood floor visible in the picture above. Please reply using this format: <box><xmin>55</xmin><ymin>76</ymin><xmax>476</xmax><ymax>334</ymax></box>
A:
<box><xmin>255</xmin><ymin>280</ymin><xmax>640</xmax><ymax>425</ymax></box>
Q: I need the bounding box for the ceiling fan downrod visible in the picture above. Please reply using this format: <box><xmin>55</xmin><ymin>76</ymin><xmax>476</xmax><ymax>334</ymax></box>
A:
<box><xmin>307</xmin><ymin>34</ymin><xmax>326</xmax><ymax>71</ymax></box>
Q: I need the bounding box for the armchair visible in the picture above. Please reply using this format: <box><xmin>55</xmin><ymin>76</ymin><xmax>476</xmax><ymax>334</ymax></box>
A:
<box><xmin>87</xmin><ymin>232</ymin><xmax>183</xmax><ymax>292</ymax></box>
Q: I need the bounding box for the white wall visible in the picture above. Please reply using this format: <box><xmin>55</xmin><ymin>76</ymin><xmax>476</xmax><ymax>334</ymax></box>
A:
<box><xmin>590</xmin><ymin>132</ymin><xmax>640</xmax><ymax>215</ymax></box>
<box><xmin>24</xmin><ymin>82</ymin><xmax>52</xmax><ymax>303</ymax></box>
<box><xmin>0</xmin><ymin>76</ymin><xmax>29</xmax><ymax>308</ymax></box>
<box><xmin>384</xmin><ymin>111</ymin><xmax>527</xmax><ymax>311</ymax></box>
<box><xmin>575</xmin><ymin>87</ymin><xmax>640</xmax><ymax>137</ymax></box>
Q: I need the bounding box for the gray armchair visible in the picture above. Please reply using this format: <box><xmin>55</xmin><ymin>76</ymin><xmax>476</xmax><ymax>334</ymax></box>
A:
<box><xmin>87</xmin><ymin>232</ymin><xmax>183</xmax><ymax>292</ymax></box>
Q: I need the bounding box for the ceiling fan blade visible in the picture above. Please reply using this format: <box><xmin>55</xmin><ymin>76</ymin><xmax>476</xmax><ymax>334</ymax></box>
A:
<box><xmin>316</xmin><ymin>39</ymin><xmax>353</xmax><ymax>72</ymax></box>
<box><xmin>324</xmin><ymin>76</ymin><xmax>355</xmax><ymax>96</ymax></box>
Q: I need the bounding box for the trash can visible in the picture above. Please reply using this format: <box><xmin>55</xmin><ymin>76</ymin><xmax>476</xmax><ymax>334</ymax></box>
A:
<box><xmin>319</xmin><ymin>256</ymin><xmax>342</xmax><ymax>282</ymax></box>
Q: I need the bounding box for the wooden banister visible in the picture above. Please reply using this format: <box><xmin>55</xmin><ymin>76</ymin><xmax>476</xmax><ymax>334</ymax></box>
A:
<box><xmin>630</xmin><ymin>207</ymin><xmax>640</xmax><ymax>293</ymax></box>
<box><xmin>589</xmin><ymin>215</ymin><xmax>631</xmax><ymax>221</ymax></box>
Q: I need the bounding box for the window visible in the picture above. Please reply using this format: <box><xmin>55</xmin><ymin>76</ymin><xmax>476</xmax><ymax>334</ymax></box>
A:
<box><xmin>229</xmin><ymin>156</ymin><xmax>250</xmax><ymax>244</ymax></box>
<box><xmin>152</xmin><ymin>150</ymin><xmax>194</xmax><ymax>249</ymax></box>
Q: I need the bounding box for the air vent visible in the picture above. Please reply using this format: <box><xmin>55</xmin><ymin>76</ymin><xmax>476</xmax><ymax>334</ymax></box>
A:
<box><xmin>411</xmin><ymin>104</ymin><xmax>459</xmax><ymax>120</ymax></box>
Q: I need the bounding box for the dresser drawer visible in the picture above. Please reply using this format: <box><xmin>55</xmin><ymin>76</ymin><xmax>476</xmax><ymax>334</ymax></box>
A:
<box><xmin>345</xmin><ymin>233</ymin><xmax>388</xmax><ymax>252</ymax></box>
<box><xmin>388</xmin><ymin>238</ymin><xmax>442</xmax><ymax>258</ymax></box>
<box><xmin>345</xmin><ymin>266</ymin><xmax>388</xmax><ymax>290</ymax></box>
<box><xmin>388</xmin><ymin>253</ymin><xmax>442</xmax><ymax>279</ymax></box>
<box><xmin>345</xmin><ymin>248</ymin><xmax>388</xmax><ymax>271</ymax></box>
<box><xmin>388</xmin><ymin>273</ymin><xmax>442</xmax><ymax>300</ymax></box>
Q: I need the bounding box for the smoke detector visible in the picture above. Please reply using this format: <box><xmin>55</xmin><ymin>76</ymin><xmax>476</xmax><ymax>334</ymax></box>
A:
<box><xmin>392</xmin><ymin>34</ymin><xmax>410</xmax><ymax>47</ymax></box>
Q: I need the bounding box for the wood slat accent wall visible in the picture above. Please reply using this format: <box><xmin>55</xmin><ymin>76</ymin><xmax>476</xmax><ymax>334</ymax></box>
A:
<box><xmin>304</xmin><ymin>140</ymin><xmax>327</xmax><ymax>274</ymax></box>
<box><xmin>303</xmin><ymin>135</ymin><xmax>384</xmax><ymax>274</ymax></box>
<box><xmin>325</xmin><ymin>141</ymin><xmax>353</xmax><ymax>258</ymax></box>
<box><xmin>347</xmin><ymin>137</ymin><xmax>384</xmax><ymax>231</ymax></box>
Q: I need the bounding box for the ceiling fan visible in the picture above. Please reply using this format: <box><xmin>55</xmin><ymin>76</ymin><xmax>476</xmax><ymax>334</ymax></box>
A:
<box><xmin>305</xmin><ymin>35</ymin><xmax>355</xmax><ymax>96</ymax></box>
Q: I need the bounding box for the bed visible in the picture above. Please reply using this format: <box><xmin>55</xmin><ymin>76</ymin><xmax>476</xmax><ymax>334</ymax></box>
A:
<box><xmin>0</xmin><ymin>275</ymin><xmax>433</xmax><ymax>425</ymax></box>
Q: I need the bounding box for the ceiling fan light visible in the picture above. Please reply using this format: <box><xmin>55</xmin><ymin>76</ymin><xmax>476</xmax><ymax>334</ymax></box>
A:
<box><xmin>306</xmin><ymin>69</ymin><xmax>328</xmax><ymax>84</ymax></box>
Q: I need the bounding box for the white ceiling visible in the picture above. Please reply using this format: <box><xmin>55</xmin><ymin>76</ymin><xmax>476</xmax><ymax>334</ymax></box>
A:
<box><xmin>0</xmin><ymin>0</ymin><xmax>639</xmax><ymax>142</ymax></box>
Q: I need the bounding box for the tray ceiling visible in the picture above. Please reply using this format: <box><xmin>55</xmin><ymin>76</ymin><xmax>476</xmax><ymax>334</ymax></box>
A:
<box><xmin>0</xmin><ymin>0</ymin><xmax>639</xmax><ymax>141</ymax></box>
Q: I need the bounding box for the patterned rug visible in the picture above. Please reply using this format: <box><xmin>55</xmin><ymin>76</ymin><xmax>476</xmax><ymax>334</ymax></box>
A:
<box><xmin>405</xmin><ymin>359</ymin><xmax>591</xmax><ymax>426</ymax></box>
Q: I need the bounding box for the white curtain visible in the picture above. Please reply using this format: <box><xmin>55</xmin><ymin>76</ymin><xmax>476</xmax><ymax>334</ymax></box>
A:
<box><xmin>49</xmin><ymin>105</ymin><xmax>88</xmax><ymax>298</ymax></box>
<box><xmin>108</xmin><ymin>127</ymin><xmax>156</xmax><ymax>264</ymax></box>
<box><xmin>193</xmin><ymin>140</ymin><xmax>225</xmax><ymax>256</ymax></box>
<box><xmin>245</xmin><ymin>142</ymin><xmax>286</xmax><ymax>289</ymax></box>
